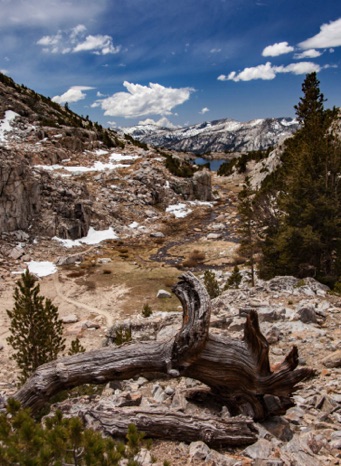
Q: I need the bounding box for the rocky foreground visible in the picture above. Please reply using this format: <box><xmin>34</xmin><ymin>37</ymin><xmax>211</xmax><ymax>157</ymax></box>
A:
<box><xmin>3</xmin><ymin>274</ymin><xmax>338</xmax><ymax>466</ymax></box>
<box><xmin>61</xmin><ymin>275</ymin><xmax>340</xmax><ymax>465</ymax></box>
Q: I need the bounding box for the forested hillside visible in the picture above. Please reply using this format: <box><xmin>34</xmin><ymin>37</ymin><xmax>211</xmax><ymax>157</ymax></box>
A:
<box><xmin>257</xmin><ymin>73</ymin><xmax>341</xmax><ymax>288</ymax></box>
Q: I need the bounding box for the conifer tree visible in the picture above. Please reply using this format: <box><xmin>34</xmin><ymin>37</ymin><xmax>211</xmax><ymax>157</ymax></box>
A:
<box><xmin>259</xmin><ymin>73</ymin><xmax>341</xmax><ymax>285</ymax></box>
<box><xmin>7</xmin><ymin>270</ymin><xmax>65</xmax><ymax>383</ymax></box>
<box><xmin>224</xmin><ymin>265</ymin><xmax>242</xmax><ymax>289</ymax></box>
<box><xmin>203</xmin><ymin>270</ymin><xmax>220</xmax><ymax>298</ymax></box>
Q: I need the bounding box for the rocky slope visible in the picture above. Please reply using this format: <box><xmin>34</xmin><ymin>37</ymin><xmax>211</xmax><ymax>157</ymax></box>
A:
<box><xmin>0</xmin><ymin>73</ymin><xmax>212</xmax><ymax>241</ymax></box>
<box><xmin>122</xmin><ymin>117</ymin><xmax>299</xmax><ymax>155</ymax></box>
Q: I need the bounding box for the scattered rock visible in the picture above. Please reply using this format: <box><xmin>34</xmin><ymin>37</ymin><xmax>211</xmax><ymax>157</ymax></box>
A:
<box><xmin>322</xmin><ymin>350</ymin><xmax>341</xmax><ymax>368</ymax></box>
<box><xmin>157</xmin><ymin>289</ymin><xmax>172</xmax><ymax>299</ymax></box>
<box><xmin>84</xmin><ymin>320</ymin><xmax>100</xmax><ymax>330</ymax></box>
<box><xmin>296</xmin><ymin>305</ymin><xmax>318</xmax><ymax>324</ymax></box>
<box><xmin>243</xmin><ymin>438</ymin><xmax>273</xmax><ymax>460</ymax></box>
<box><xmin>8</xmin><ymin>247</ymin><xmax>25</xmax><ymax>260</ymax></box>
<box><xmin>261</xmin><ymin>416</ymin><xmax>293</xmax><ymax>441</ymax></box>
<box><xmin>56</xmin><ymin>255</ymin><xmax>83</xmax><ymax>266</ymax></box>
<box><xmin>61</xmin><ymin>314</ymin><xmax>79</xmax><ymax>324</ymax></box>
<box><xmin>189</xmin><ymin>441</ymin><xmax>210</xmax><ymax>462</ymax></box>
<box><xmin>150</xmin><ymin>232</ymin><xmax>165</xmax><ymax>238</ymax></box>
<box><xmin>207</xmin><ymin>233</ymin><xmax>222</xmax><ymax>240</ymax></box>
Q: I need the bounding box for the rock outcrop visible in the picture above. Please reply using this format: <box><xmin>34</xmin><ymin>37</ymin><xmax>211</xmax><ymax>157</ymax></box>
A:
<box><xmin>0</xmin><ymin>147</ymin><xmax>91</xmax><ymax>238</ymax></box>
<box><xmin>0</xmin><ymin>148</ymin><xmax>40</xmax><ymax>232</ymax></box>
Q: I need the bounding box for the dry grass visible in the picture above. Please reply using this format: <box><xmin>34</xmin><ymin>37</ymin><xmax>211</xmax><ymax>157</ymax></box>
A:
<box><xmin>182</xmin><ymin>249</ymin><xmax>206</xmax><ymax>268</ymax></box>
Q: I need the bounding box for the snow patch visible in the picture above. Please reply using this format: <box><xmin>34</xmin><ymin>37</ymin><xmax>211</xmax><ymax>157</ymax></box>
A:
<box><xmin>281</xmin><ymin>118</ymin><xmax>299</xmax><ymax>127</ymax></box>
<box><xmin>0</xmin><ymin>110</ymin><xmax>19</xmax><ymax>143</ymax></box>
<box><xmin>53</xmin><ymin>227</ymin><xmax>118</xmax><ymax>248</ymax></box>
<box><xmin>26</xmin><ymin>261</ymin><xmax>57</xmax><ymax>277</ymax></box>
<box><xmin>166</xmin><ymin>203</ymin><xmax>192</xmax><ymax>218</ymax></box>
<box><xmin>35</xmin><ymin>151</ymin><xmax>139</xmax><ymax>175</ymax></box>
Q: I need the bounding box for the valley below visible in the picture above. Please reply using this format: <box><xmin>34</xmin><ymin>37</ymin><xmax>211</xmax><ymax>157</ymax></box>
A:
<box><xmin>1</xmin><ymin>164</ymin><xmax>340</xmax><ymax>465</ymax></box>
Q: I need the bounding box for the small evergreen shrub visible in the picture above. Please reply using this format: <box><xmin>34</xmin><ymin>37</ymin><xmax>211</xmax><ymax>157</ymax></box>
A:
<box><xmin>68</xmin><ymin>338</ymin><xmax>86</xmax><ymax>355</ymax></box>
<box><xmin>113</xmin><ymin>325</ymin><xmax>132</xmax><ymax>345</ymax></box>
<box><xmin>142</xmin><ymin>303</ymin><xmax>153</xmax><ymax>318</ymax></box>
<box><xmin>224</xmin><ymin>266</ymin><xmax>242</xmax><ymax>289</ymax></box>
<box><xmin>0</xmin><ymin>399</ymin><xmax>151</xmax><ymax>465</ymax></box>
<box><xmin>203</xmin><ymin>270</ymin><xmax>220</xmax><ymax>299</ymax></box>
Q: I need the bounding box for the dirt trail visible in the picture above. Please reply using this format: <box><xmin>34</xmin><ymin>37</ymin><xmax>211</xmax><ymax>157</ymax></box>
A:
<box><xmin>52</xmin><ymin>273</ymin><xmax>116</xmax><ymax>328</ymax></box>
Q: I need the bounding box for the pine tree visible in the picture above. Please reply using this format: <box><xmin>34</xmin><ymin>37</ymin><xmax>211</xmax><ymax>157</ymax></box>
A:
<box><xmin>259</xmin><ymin>73</ymin><xmax>341</xmax><ymax>285</ymax></box>
<box><xmin>7</xmin><ymin>270</ymin><xmax>65</xmax><ymax>383</ymax></box>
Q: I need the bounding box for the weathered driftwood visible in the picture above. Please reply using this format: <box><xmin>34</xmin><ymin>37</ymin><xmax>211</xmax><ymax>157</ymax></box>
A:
<box><xmin>82</xmin><ymin>406</ymin><xmax>258</xmax><ymax>447</ymax></box>
<box><xmin>15</xmin><ymin>272</ymin><xmax>314</xmax><ymax>423</ymax></box>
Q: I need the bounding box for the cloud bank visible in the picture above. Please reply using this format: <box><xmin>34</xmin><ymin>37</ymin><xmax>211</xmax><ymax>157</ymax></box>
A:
<box><xmin>37</xmin><ymin>25</ymin><xmax>121</xmax><ymax>55</ymax></box>
<box><xmin>92</xmin><ymin>82</ymin><xmax>194</xmax><ymax>118</ymax></box>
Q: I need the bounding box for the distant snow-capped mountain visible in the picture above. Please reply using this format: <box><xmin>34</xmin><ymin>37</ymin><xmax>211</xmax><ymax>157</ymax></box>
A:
<box><xmin>122</xmin><ymin>117</ymin><xmax>299</xmax><ymax>154</ymax></box>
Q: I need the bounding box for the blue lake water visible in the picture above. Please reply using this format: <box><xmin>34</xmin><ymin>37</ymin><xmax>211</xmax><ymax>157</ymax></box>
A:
<box><xmin>194</xmin><ymin>157</ymin><xmax>227</xmax><ymax>172</ymax></box>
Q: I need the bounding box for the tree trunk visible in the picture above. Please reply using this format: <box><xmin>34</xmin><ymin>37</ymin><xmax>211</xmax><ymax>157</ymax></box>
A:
<box><xmin>82</xmin><ymin>406</ymin><xmax>258</xmax><ymax>447</ymax></box>
<box><xmin>15</xmin><ymin>272</ymin><xmax>314</xmax><ymax>423</ymax></box>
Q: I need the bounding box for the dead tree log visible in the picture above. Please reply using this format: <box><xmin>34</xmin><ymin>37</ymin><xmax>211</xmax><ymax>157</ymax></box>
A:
<box><xmin>15</xmin><ymin>272</ymin><xmax>314</xmax><ymax>422</ymax></box>
<box><xmin>82</xmin><ymin>406</ymin><xmax>258</xmax><ymax>447</ymax></box>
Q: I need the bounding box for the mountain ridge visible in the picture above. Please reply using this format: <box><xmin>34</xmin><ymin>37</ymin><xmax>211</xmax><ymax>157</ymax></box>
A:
<box><xmin>121</xmin><ymin>116</ymin><xmax>299</xmax><ymax>155</ymax></box>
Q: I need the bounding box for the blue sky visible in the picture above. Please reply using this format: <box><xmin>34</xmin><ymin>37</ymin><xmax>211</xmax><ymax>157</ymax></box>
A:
<box><xmin>1</xmin><ymin>0</ymin><xmax>340</xmax><ymax>129</ymax></box>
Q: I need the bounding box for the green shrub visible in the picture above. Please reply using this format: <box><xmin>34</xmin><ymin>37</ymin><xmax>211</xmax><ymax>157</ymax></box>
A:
<box><xmin>203</xmin><ymin>270</ymin><xmax>220</xmax><ymax>299</ymax></box>
<box><xmin>165</xmin><ymin>154</ymin><xmax>195</xmax><ymax>178</ymax></box>
<box><xmin>224</xmin><ymin>266</ymin><xmax>242</xmax><ymax>289</ymax></box>
<box><xmin>68</xmin><ymin>338</ymin><xmax>86</xmax><ymax>355</ymax></box>
<box><xmin>113</xmin><ymin>325</ymin><xmax>132</xmax><ymax>345</ymax></box>
<box><xmin>0</xmin><ymin>399</ymin><xmax>150</xmax><ymax>465</ymax></box>
<box><xmin>142</xmin><ymin>303</ymin><xmax>153</xmax><ymax>318</ymax></box>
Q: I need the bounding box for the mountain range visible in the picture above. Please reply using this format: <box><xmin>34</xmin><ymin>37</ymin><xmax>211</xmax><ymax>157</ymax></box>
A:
<box><xmin>122</xmin><ymin>117</ymin><xmax>299</xmax><ymax>155</ymax></box>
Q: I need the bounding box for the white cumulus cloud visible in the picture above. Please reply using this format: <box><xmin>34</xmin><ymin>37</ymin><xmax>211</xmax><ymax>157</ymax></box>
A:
<box><xmin>299</xmin><ymin>18</ymin><xmax>341</xmax><ymax>49</ymax></box>
<box><xmin>199</xmin><ymin>107</ymin><xmax>210</xmax><ymax>114</ymax></box>
<box><xmin>37</xmin><ymin>25</ymin><xmax>121</xmax><ymax>55</ymax></box>
<box><xmin>73</xmin><ymin>35</ymin><xmax>121</xmax><ymax>55</ymax></box>
<box><xmin>294</xmin><ymin>49</ymin><xmax>322</xmax><ymax>59</ymax></box>
<box><xmin>52</xmin><ymin>86</ymin><xmax>94</xmax><ymax>104</ymax></box>
<box><xmin>92</xmin><ymin>82</ymin><xmax>194</xmax><ymax>118</ymax></box>
<box><xmin>276</xmin><ymin>62</ymin><xmax>321</xmax><ymax>75</ymax></box>
<box><xmin>219</xmin><ymin>62</ymin><xmax>277</xmax><ymax>82</ymax></box>
<box><xmin>262</xmin><ymin>41</ymin><xmax>294</xmax><ymax>57</ymax></box>
<box><xmin>219</xmin><ymin>61</ymin><xmax>321</xmax><ymax>82</ymax></box>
